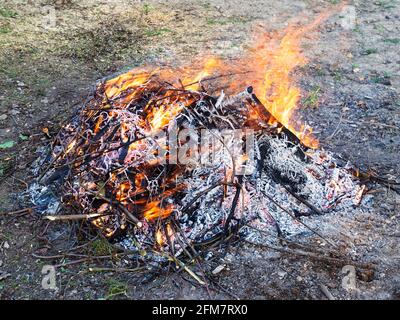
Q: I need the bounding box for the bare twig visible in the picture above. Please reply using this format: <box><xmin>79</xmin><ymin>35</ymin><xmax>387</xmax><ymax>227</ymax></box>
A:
<box><xmin>0</xmin><ymin>207</ymin><xmax>37</xmax><ymax>216</ymax></box>
<box><xmin>87</xmin><ymin>267</ymin><xmax>145</xmax><ymax>273</ymax></box>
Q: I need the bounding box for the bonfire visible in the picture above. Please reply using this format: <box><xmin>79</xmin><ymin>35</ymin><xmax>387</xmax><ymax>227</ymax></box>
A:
<box><xmin>30</xmin><ymin>15</ymin><xmax>372</xmax><ymax>268</ymax></box>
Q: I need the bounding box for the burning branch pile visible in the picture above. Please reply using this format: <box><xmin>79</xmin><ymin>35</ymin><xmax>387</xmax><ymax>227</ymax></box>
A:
<box><xmin>34</xmin><ymin>70</ymin><xmax>365</xmax><ymax>259</ymax></box>
<box><xmin>31</xmin><ymin>17</ymin><xmax>369</xmax><ymax>265</ymax></box>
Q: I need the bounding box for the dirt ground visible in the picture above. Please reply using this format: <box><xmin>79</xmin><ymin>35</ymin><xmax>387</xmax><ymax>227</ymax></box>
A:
<box><xmin>0</xmin><ymin>0</ymin><xmax>399</xmax><ymax>300</ymax></box>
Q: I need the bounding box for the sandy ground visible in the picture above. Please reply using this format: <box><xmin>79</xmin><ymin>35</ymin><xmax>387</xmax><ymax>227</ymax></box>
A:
<box><xmin>0</xmin><ymin>0</ymin><xmax>399</xmax><ymax>299</ymax></box>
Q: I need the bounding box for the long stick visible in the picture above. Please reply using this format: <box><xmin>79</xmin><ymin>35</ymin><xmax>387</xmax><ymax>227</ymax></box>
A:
<box><xmin>44</xmin><ymin>213</ymin><xmax>104</xmax><ymax>221</ymax></box>
<box><xmin>87</xmin><ymin>267</ymin><xmax>145</xmax><ymax>273</ymax></box>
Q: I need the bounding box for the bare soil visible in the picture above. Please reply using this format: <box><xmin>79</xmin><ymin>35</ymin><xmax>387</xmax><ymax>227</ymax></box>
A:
<box><xmin>0</xmin><ymin>0</ymin><xmax>399</xmax><ymax>300</ymax></box>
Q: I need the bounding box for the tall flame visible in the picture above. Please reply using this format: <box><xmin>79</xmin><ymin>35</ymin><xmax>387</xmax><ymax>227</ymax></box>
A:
<box><xmin>249</xmin><ymin>12</ymin><xmax>333</xmax><ymax>148</ymax></box>
<box><xmin>183</xmin><ymin>57</ymin><xmax>222</xmax><ymax>91</ymax></box>
<box><xmin>102</xmin><ymin>11</ymin><xmax>338</xmax><ymax>148</ymax></box>
<box><xmin>247</xmin><ymin>28</ymin><xmax>315</xmax><ymax>147</ymax></box>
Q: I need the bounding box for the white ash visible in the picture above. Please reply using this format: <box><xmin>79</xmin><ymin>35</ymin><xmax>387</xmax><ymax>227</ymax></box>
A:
<box><xmin>118</xmin><ymin>131</ymin><xmax>371</xmax><ymax>255</ymax></box>
<box><xmin>23</xmin><ymin>145</ymin><xmax>61</xmax><ymax>215</ymax></box>
<box><xmin>26</xmin><ymin>183</ymin><xmax>60</xmax><ymax>215</ymax></box>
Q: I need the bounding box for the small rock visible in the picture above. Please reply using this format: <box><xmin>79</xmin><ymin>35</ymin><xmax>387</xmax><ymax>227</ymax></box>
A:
<box><xmin>212</xmin><ymin>264</ymin><xmax>226</xmax><ymax>275</ymax></box>
<box><xmin>3</xmin><ymin>241</ymin><xmax>10</xmax><ymax>249</ymax></box>
<box><xmin>0</xmin><ymin>114</ymin><xmax>7</xmax><ymax>121</ymax></box>
<box><xmin>17</xmin><ymin>81</ymin><xmax>25</xmax><ymax>87</ymax></box>
<box><xmin>277</xmin><ymin>271</ymin><xmax>287</xmax><ymax>279</ymax></box>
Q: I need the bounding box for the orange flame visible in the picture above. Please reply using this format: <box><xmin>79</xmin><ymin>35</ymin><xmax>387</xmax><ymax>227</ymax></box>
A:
<box><xmin>183</xmin><ymin>57</ymin><xmax>222</xmax><ymax>91</ymax></box>
<box><xmin>147</xmin><ymin>101</ymin><xmax>185</xmax><ymax>132</ymax></box>
<box><xmin>143</xmin><ymin>200</ymin><xmax>174</xmax><ymax>221</ymax></box>
<box><xmin>103</xmin><ymin>12</ymin><xmax>338</xmax><ymax>149</ymax></box>
<box><xmin>104</xmin><ymin>71</ymin><xmax>152</xmax><ymax>98</ymax></box>
<box><xmin>249</xmin><ymin>29</ymin><xmax>315</xmax><ymax>147</ymax></box>
<box><xmin>247</xmin><ymin>12</ymin><xmax>333</xmax><ymax>148</ymax></box>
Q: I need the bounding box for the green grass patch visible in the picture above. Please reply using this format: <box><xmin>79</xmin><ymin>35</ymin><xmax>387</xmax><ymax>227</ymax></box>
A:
<box><xmin>0</xmin><ymin>7</ymin><xmax>17</xmax><ymax>18</ymax></box>
<box><xmin>383</xmin><ymin>38</ymin><xmax>400</xmax><ymax>45</ymax></box>
<box><xmin>19</xmin><ymin>134</ymin><xmax>29</xmax><ymax>141</ymax></box>
<box><xmin>333</xmin><ymin>70</ymin><xmax>343</xmax><ymax>82</ymax></box>
<box><xmin>0</xmin><ymin>155</ymin><xmax>15</xmax><ymax>177</ymax></box>
<box><xmin>90</xmin><ymin>238</ymin><xmax>113</xmax><ymax>256</ymax></box>
<box><xmin>59</xmin><ymin>22</ymin><xmax>142</xmax><ymax>70</ymax></box>
<box><xmin>303</xmin><ymin>86</ymin><xmax>321</xmax><ymax>108</ymax></box>
<box><xmin>374</xmin><ymin>24</ymin><xmax>387</xmax><ymax>33</ymax></box>
<box><xmin>315</xmin><ymin>69</ymin><xmax>327</xmax><ymax>76</ymax></box>
<box><xmin>201</xmin><ymin>2</ymin><xmax>212</xmax><ymax>9</ymax></box>
<box><xmin>0</xmin><ymin>161</ymin><xmax>12</xmax><ymax>177</ymax></box>
<box><xmin>0</xmin><ymin>140</ymin><xmax>15</xmax><ymax>150</ymax></box>
<box><xmin>0</xmin><ymin>25</ymin><xmax>11</xmax><ymax>34</ymax></box>
<box><xmin>362</xmin><ymin>48</ymin><xmax>378</xmax><ymax>55</ymax></box>
<box><xmin>33</xmin><ymin>77</ymin><xmax>51</xmax><ymax>97</ymax></box>
<box><xmin>142</xmin><ymin>4</ymin><xmax>153</xmax><ymax>14</ymax></box>
<box><xmin>105</xmin><ymin>279</ymin><xmax>128</xmax><ymax>300</ymax></box>
<box><xmin>0</xmin><ymin>88</ymin><xmax>30</xmax><ymax>108</ymax></box>
<box><xmin>375</xmin><ymin>0</ymin><xmax>397</xmax><ymax>9</ymax></box>
<box><xmin>370</xmin><ymin>73</ymin><xmax>391</xmax><ymax>85</ymax></box>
